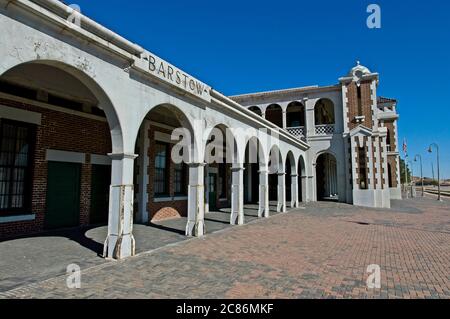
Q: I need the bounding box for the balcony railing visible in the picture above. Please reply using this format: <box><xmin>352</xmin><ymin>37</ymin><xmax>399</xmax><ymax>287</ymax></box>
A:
<box><xmin>287</xmin><ymin>126</ymin><xmax>305</xmax><ymax>140</ymax></box>
<box><xmin>315</xmin><ymin>124</ymin><xmax>335</xmax><ymax>136</ymax></box>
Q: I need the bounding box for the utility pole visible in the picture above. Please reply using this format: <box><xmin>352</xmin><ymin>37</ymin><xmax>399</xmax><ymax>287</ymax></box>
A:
<box><xmin>408</xmin><ymin>160</ymin><xmax>415</xmax><ymax>198</ymax></box>
<box><xmin>431</xmin><ymin>162</ymin><xmax>435</xmax><ymax>186</ymax></box>
<box><xmin>415</xmin><ymin>154</ymin><xmax>424</xmax><ymax>197</ymax></box>
<box><xmin>428</xmin><ymin>143</ymin><xmax>441</xmax><ymax>201</ymax></box>
<box><xmin>404</xmin><ymin>156</ymin><xmax>409</xmax><ymax>199</ymax></box>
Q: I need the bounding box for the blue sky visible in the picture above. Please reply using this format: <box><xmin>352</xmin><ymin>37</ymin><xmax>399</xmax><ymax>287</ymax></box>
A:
<box><xmin>73</xmin><ymin>0</ymin><xmax>450</xmax><ymax>179</ymax></box>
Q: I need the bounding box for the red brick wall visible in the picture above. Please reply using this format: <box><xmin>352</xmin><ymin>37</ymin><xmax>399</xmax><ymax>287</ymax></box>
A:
<box><xmin>346</xmin><ymin>81</ymin><xmax>374</xmax><ymax>131</ymax></box>
<box><xmin>387</xmin><ymin>155</ymin><xmax>398</xmax><ymax>188</ymax></box>
<box><xmin>384</xmin><ymin>121</ymin><xmax>397</xmax><ymax>150</ymax></box>
<box><xmin>144</xmin><ymin>125</ymin><xmax>232</xmax><ymax>222</ymax></box>
<box><xmin>0</xmin><ymin>97</ymin><xmax>111</xmax><ymax>238</ymax></box>
<box><xmin>147</xmin><ymin>126</ymin><xmax>187</xmax><ymax>222</ymax></box>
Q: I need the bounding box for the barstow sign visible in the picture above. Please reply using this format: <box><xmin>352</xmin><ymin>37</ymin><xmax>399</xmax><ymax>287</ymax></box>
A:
<box><xmin>133</xmin><ymin>52</ymin><xmax>212</xmax><ymax>103</ymax></box>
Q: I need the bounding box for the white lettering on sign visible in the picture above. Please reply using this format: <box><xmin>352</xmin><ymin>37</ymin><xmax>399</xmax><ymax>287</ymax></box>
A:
<box><xmin>147</xmin><ymin>54</ymin><xmax>211</xmax><ymax>101</ymax></box>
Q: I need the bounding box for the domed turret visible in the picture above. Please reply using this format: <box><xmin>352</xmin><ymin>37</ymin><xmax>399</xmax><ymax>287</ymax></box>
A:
<box><xmin>348</xmin><ymin>61</ymin><xmax>371</xmax><ymax>77</ymax></box>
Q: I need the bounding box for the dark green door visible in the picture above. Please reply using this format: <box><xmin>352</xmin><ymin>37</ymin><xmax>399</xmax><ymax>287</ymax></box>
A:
<box><xmin>90</xmin><ymin>164</ymin><xmax>111</xmax><ymax>225</ymax></box>
<box><xmin>45</xmin><ymin>162</ymin><xmax>81</xmax><ymax>229</ymax></box>
<box><xmin>208</xmin><ymin>173</ymin><xmax>217</xmax><ymax>211</ymax></box>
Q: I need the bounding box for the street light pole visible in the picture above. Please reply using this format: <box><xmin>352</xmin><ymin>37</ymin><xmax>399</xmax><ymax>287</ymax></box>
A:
<box><xmin>428</xmin><ymin>143</ymin><xmax>441</xmax><ymax>201</ymax></box>
<box><xmin>403</xmin><ymin>156</ymin><xmax>409</xmax><ymax>199</ymax></box>
<box><xmin>408</xmin><ymin>160</ymin><xmax>415</xmax><ymax>198</ymax></box>
<box><xmin>414</xmin><ymin>154</ymin><xmax>424</xmax><ymax>197</ymax></box>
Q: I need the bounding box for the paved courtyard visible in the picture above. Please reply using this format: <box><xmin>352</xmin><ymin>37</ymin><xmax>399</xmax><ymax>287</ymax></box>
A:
<box><xmin>1</xmin><ymin>197</ymin><xmax>449</xmax><ymax>299</ymax></box>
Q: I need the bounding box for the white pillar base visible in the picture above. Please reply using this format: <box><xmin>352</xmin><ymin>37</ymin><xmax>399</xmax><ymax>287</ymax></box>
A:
<box><xmin>231</xmin><ymin>165</ymin><xmax>245</xmax><ymax>225</ymax></box>
<box><xmin>258</xmin><ymin>169</ymin><xmax>270</xmax><ymax>218</ymax></box>
<box><xmin>277</xmin><ymin>172</ymin><xmax>286</xmax><ymax>213</ymax></box>
<box><xmin>186</xmin><ymin>163</ymin><xmax>206</xmax><ymax>237</ymax></box>
<box><xmin>104</xmin><ymin>153</ymin><xmax>137</xmax><ymax>260</ymax></box>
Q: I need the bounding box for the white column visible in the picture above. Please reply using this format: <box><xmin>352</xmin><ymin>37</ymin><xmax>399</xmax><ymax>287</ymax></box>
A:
<box><xmin>230</xmin><ymin>164</ymin><xmax>245</xmax><ymax>225</ymax></box>
<box><xmin>301</xmin><ymin>175</ymin><xmax>308</xmax><ymax>203</ymax></box>
<box><xmin>136</xmin><ymin>121</ymin><xmax>150</xmax><ymax>224</ymax></box>
<box><xmin>104</xmin><ymin>153</ymin><xmax>138</xmax><ymax>260</ymax></box>
<box><xmin>282</xmin><ymin>111</ymin><xmax>287</xmax><ymax>129</ymax></box>
<box><xmin>305</xmin><ymin>98</ymin><xmax>315</xmax><ymax>137</ymax></box>
<box><xmin>204</xmin><ymin>165</ymin><xmax>210</xmax><ymax>214</ymax></box>
<box><xmin>291</xmin><ymin>174</ymin><xmax>299</xmax><ymax>208</ymax></box>
<box><xmin>277</xmin><ymin>172</ymin><xmax>286</xmax><ymax>213</ymax></box>
<box><xmin>186</xmin><ymin>163</ymin><xmax>206</xmax><ymax>237</ymax></box>
<box><xmin>258</xmin><ymin>168</ymin><xmax>269</xmax><ymax>218</ymax></box>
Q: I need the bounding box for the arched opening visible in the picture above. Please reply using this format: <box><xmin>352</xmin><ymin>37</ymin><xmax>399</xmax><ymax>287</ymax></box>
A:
<box><xmin>248</xmin><ymin>106</ymin><xmax>262</xmax><ymax>116</ymax></box>
<box><xmin>316</xmin><ymin>153</ymin><xmax>338</xmax><ymax>201</ymax></box>
<box><xmin>285</xmin><ymin>151</ymin><xmax>296</xmax><ymax>206</ymax></box>
<box><xmin>0</xmin><ymin>61</ymin><xmax>119</xmax><ymax>237</ymax></box>
<box><xmin>298</xmin><ymin>155</ymin><xmax>306</xmax><ymax>203</ymax></box>
<box><xmin>203</xmin><ymin>125</ymin><xmax>237</xmax><ymax>213</ymax></box>
<box><xmin>268</xmin><ymin>145</ymin><xmax>284</xmax><ymax>211</ymax></box>
<box><xmin>386</xmin><ymin>127</ymin><xmax>393</xmax><ymax>151</ymax></box>
<box><xmin>134</xmin><ymin>104</ymin><xmax>196</xmax><ymax>223</ymax></box>
<box><xmin>388</xmin><ymin>163</ymin><xmax>393</xmax><ymax>188</ymax></box>
<box><xmin>243</xmin><ymin>137</ymin><xmax>264</xmax><ymax>205</ymax></box>
<box><xmin>314</xmin><ymin>99</ymin><xmax>335</xmax><ymax>135</ymax></box>
<box><xmin>286</xmin><ymin>102</ymin><xmax>305</xmax><ymax>128</ymax></box>
<box><xmin>265</xmin><ymin>104</ymin><xmax>283</xmax><ymax>127</ymax></box>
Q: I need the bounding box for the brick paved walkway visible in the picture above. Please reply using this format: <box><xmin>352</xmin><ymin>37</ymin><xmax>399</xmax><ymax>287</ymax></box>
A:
<box><xmin>1</xmin><ymin>197</ymin><xmax>449</xmax><ymax>299</ymax></box>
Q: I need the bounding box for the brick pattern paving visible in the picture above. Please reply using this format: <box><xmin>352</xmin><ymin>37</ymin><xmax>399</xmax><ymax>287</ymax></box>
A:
<box><xmin>1</xmin><ymin>197</ymin><xmax>449</xmax><ymax>299</ymax></box>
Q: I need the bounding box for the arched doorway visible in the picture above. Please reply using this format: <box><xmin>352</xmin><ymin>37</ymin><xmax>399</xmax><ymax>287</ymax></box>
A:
<box><xmin>134</xmin><ymin>104</ymin><xmax>196</xmax><ymax>223</ymax></box>
<box><xmin>248</xmin><ymin>106</ymin><xmax>262</xmax><ymax>116</ymax></box>
<box><xmin>316</xmin><ymin>153</ymin><xmax>338</xmax><ymax>201</ymax></box>
<box><xmin>268</xmin><ymin>145</ymin><xmax>285</xmax><ymax>212</ymax></box>
<box><xmin>298</xmin><ymin>155</ymin><xmax>306</xmax><ymax>203</ymax></box>
<box><xmin>0</xmin><ymin>61</ymin><xmax>120</xmax><ymax>233</ymax></box>
<box><xmin>243</xmin><ymin>137</ymin><xmax>264</xmax><ymax>205</ymax></box>
<box><xmin>203</xmin><ymin>125</ymin><xmax>236</xmax><ymax>213</ymax></box>
<box><xmin>285</xmin><ymin>151</ymin><xmax>296</xmax><ymax>207</ymax></box>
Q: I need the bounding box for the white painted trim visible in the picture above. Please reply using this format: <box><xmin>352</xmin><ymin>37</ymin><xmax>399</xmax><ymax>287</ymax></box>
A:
<box><xmin>153</xmin><ymin>197</ymin><xmax>173</xmax><ymax>203</ymax></box>
<box><xmin>0</xmin><ymin>104</ymin><xmax>42</xmax><ymax>125</ymax></box>
<box><xmin>153</xmin><ymin>196</ymin><xmax>188</xmax><ymax>203</ymax></box>
<box><xmin>46</xmin><ymin>149</ymin><xmax>86</xmax><ymax>164</ymax></box>
<box><xmin>0</xmin><ymin>214</ymin><xmax>36</xmax><ymax>224</ymax></box>
<box><xmin>136</xmin><ymin>121</ymin><xmax>150</xmax><ymax>223</ymax></box>
<box><xmin>154</xmin><ymin>131</ymin><xmax>177</xmax><ymax>144</ymax></box>
<box><xmin>149</xmin><ymin>120</ymin><xmax>176</xmax><ymax>131</ymax></box>
<box><xmin>0</xmin><ymin>92</ymin><xmax>107</xmax><ymax>122</ymax></box>
<box><xmin>91</xmin><ymin>154</ymin><xmax>111</xmax><ymax>166</ymax></box>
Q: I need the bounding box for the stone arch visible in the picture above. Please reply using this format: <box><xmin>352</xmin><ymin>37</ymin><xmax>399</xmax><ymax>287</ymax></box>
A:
<box><xmin>135</xmin><ymin>103</ymin><xmax>199</xmax><ymax>165</ymax></box>
<box><xmin>203</xmin><ymin>123</ymin><xmax>239</xmax><ymax>165</ymax></box>
<box><xmin>265</xmin><ymin>104</ymin><xmax>283</xmax><ymax>127</ymax></box>
<box><xmin>298</xmin><ymin>155</ymin><xmax>307</xmax><ymax>203</ymax></box>
<box><xmin>0</xmin><ymin>60</ymin><xmax>124</xmax><ymax>153</ymax></box>
<box><xmin>285</xmin><ymin>151</ymin><xmax>296</xmax><ymax>204</ymax></box>
<box><xmin>315</xmin><ymin>152</ymin><xmax>339</xmax><ymax>201</ymax></box>
<box><xmin>248</xmin><ymin>106</ymin><xmax>262</xmax><ymax>116</ymax></box>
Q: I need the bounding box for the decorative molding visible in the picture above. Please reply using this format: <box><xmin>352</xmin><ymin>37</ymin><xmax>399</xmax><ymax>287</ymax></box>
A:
<box><xmin>0</xmin><ymin>214</ymin><xmax>36</xmax><ymax>224</ymax></box>
<box><xmin>91</xmin><ymin>154</ymin><xmax>111</xmax><ymax>166</ymax></box>
<box><xmin>46</xmin><ymin>149</ymin><xmax>86</xmax><ymax>164</ymax></box>
<box><xmin>0</xmin><ymin>104</ymin><xmax>42</xmax><ymax>125</ymax></box>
